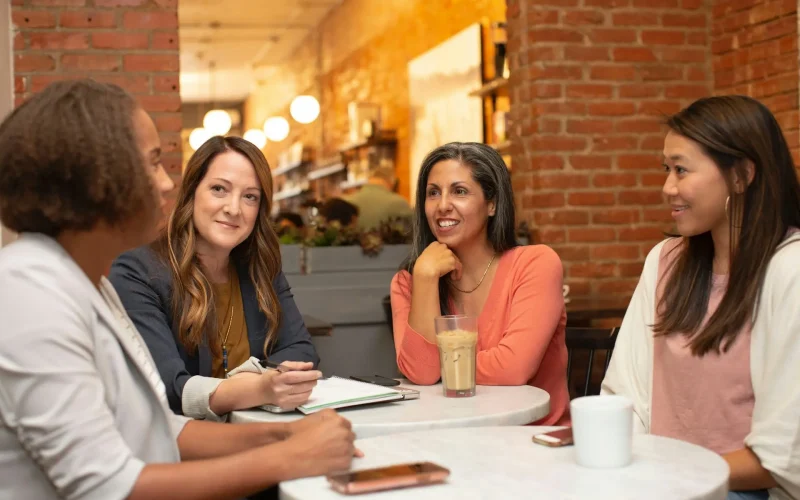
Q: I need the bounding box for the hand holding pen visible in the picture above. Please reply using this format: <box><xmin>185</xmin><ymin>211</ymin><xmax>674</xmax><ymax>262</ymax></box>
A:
<box><xmin>259</xmin><ymin>360</ymin><xmax>322</xmax><ymax>410</ymax></box>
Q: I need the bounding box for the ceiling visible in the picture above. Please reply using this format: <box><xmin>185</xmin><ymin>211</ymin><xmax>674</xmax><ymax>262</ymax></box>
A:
<box><xmin>179</xmin><ymin>0</ymin><xmax>342</xmax><ymax>103</ymax></box>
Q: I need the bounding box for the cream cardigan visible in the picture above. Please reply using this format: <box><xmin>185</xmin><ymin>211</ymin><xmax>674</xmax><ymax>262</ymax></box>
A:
<box><xmin>602</xmin><ymin>233</ymin><xmax>800</xmax><ymax>500</ymax></box>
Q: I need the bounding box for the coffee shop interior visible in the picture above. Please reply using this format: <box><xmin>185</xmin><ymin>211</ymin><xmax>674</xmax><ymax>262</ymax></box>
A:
<box><xmin>6</xmin><ymin>0</ymin><xmax>800</xmax><ymax>496</ymax></box>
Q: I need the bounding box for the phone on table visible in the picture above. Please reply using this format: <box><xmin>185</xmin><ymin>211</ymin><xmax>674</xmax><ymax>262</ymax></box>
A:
<box><xmin>532</xmin><ymin>427</ymin><xmax>573</xmax><ymax>447</ymax></box>
<box><xmin>350</xmin><ymin>374</ymin><xmax>401</xmax><ymax>387</ymax></box>
<box><xmin>327</xmin><ymin>462</ymin><xmax>450</xmax><ymax>495</ymax></box>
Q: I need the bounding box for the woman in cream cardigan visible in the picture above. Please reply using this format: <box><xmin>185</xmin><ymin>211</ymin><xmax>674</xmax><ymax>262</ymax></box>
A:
<box><xmin>602</xmin><ymin>95</ymin><xmax>800</xmax><ymax>500</ymax></box>
<box><xmin>0</xmin><ymin>80</ymin><xmax>357</xmax><ymax>500</ymax></box>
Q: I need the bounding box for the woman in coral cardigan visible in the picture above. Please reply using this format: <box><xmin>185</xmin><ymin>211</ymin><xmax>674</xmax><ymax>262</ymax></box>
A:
<box><xmin>390</xmin><ymin>142</ymin><xmax>570</xmax><ymax>425</ymax></box>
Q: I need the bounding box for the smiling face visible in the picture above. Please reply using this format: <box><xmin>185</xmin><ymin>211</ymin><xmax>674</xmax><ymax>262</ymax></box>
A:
<box><xmin>424</xmin><ymin>159</ymin><xmax>496</xmax><ymax>251</ymax></box>
<box><xmin>662</xmin><ymin>131</ymin><xmax>730</xmax><ymax>238</ymax></box>
<box><xmin>192</xmin><ymin>150</ymin><xmax>262</xmax><ymax>258</ymax></box>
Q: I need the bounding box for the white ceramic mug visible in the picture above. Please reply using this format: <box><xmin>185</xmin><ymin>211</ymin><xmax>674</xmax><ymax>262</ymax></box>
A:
<box><xmin>570</xmin><ymin>395</ymin><xmax>633</xmax><ymax>468</ymax></box>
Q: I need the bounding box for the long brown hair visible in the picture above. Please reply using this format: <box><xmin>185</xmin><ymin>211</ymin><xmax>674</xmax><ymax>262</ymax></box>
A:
<box><xmin>654</xmin><ymin>95</ymin><xmax>800</xmax><ymax>355</ymax></box>
<box><xmin>159</xmin><ymin>136</ymin><xmax>282</xmax><ymax>357</ymax></box>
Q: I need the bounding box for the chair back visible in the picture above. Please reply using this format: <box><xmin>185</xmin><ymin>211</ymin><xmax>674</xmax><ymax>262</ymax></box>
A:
<box><xmin>565</xmin><ymin>327</ymin><xmax>619</xmax><ymax>398</ymax></box>
<box><xmin>382</xmin><ymin>295</ymin><xmax>393</xmax><ymax>334</ymax></box>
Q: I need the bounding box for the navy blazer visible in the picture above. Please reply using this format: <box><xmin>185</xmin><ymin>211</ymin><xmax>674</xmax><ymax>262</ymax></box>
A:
<box><xmin>108</xmin><ymin>245</ymin><xmax>319</xmax><ymax>415</ymax></box>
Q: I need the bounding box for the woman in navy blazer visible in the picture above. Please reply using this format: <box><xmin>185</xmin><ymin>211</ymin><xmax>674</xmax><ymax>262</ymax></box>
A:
<box><xmin>110</xmin><ymin>136</ymin><xmax>320</xmax><ymax>421</ymax></box>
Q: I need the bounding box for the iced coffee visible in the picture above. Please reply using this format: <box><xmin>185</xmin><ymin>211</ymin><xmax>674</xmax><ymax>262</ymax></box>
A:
<box><xmin>434</xmin><ymin>316</ymin><xmax>478</xmax><ymax>398</ymax></box>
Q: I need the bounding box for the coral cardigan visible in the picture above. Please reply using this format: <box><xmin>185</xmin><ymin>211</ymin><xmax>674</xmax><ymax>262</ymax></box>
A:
<box><xmin>390</xmin><ymin>245</ymin><xmax>570</xmax><ymax>425</ymax></box>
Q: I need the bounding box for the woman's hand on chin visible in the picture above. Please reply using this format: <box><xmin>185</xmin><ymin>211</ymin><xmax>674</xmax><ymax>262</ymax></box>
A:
<box><xmin>413</xmin><ymin>242</ymin><xmax>462</xmax><ymax>281</ymax></box>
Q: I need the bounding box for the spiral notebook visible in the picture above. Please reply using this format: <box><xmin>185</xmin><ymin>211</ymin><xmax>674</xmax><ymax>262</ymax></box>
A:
<box><xmin>295</xmin><ymin>376</ymin><xmax>404</xmax><ymax>414</ymax></box>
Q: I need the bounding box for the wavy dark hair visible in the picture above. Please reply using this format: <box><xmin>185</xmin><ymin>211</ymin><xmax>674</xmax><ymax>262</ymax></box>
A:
<box><xmin>654</xmin><ymin>95</ymin><xmax>800</xmax><ymax>355</ymax></box>
<box><xmin>402</xmin><ymin>142</ymin><xmax>517</xmax><ymax>314</ymax></box>
<box><xmin>157</xmin><ymin>136</ymin><xmax>282</xmax><ymax>357</ymax></box>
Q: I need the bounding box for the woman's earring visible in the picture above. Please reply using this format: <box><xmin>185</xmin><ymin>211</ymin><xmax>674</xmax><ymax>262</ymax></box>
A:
<box><xmin>725</xmin><ymin>196</ymin><xmax>730</xmax><ymax>218</ymax></box>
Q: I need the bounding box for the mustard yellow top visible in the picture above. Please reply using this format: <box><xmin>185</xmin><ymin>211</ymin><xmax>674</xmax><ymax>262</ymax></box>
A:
<box><xmin>211</xmin><ymin>266</ymin><xmax>250</xmax><ymax>378</ymax></box>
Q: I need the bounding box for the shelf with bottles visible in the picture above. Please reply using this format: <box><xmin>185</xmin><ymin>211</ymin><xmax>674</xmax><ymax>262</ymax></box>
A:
<box><xmin>337</xmin><ymin>129</ymin><xmax>398</xmax><ymax>193</ymax></box>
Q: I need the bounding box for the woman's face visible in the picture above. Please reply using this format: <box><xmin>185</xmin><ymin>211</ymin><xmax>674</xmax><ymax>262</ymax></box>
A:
<box><xmin>132</xmin><ymin>107</ymin><xmax>174</xmax><ymax>242</ymax></box>
<box><xmin>662</xmin><ymin>131</ymin><xmax>730</xmax><ymax>238</ymax></box>
<box><xmin>423</xmin><ymin>159</ymin><xmax>495</xmax><ymax>252</ymax></box>
<box><xmin>192</xmin><ymin>150</ymin><xmax>262</xmax><ymax>258</ymax></box>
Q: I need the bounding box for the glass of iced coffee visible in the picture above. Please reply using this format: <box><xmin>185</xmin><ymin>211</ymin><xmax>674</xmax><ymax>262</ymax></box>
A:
<box><xmin>434</xmin><ymin>315</ymin><xmax>478</xmax><ymax>398</ymax></box>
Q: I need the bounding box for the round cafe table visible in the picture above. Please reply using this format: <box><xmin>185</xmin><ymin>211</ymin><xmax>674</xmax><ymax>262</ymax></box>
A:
<box><xmin>230</xmin><ymin>382</ymin><xmax>550</xmax><ymax>439</ymax></box>
<box><xmin>279</xmin><ymin>426</ymin><xmax>729</xmax><ymax>500</ymax></box>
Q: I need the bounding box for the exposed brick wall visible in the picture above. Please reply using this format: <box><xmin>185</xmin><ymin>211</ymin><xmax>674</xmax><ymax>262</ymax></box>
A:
<box><xmin>244</xmin><ymin>0</ymin><xmax>506</xmax><ymax>200</ymax></box>
<box><xmin>11</xmin><ymin>0</ymin><xmax>182</xmax><ymax>181</ymax></box>
<box><xmin>506</xmin><ymin>0</ymin><xmax>713</xmax><ymax>299</ymax></box>
<box><xmin>711</xmin><ymin>0</ymin><xmax>800</xmax><ymax>166</ymax></box>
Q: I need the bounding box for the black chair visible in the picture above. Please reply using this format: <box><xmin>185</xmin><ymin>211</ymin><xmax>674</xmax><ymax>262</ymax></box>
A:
<box><xmin>565</xmin><ymin>327</ymin><xmax>619</xmax><ymax>398</ymax></box>
<box><xmin>382</xmin><ymin>295</ymin><xmax>393</xmax><ymax>335</ymax></box>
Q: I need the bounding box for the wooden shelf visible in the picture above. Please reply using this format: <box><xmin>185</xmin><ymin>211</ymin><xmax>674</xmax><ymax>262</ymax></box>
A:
<box><xmin>469</xmin><ymin>78</ymin><xmax>509</xmax><ymax>97</ymax></box>
<box><xmin>273</xmin><ymin>187</ymin><xmax>308</xmax><ymax>202</ymax></box>
<box><xmin>308</xmin><ymin>162</ymin><xmax>346</xmax><ymax>181</ymax></box>
<box><xmin>272</xmin><ymin>160</ymin><xmax>307</xmax><ymax>177</ymax></box>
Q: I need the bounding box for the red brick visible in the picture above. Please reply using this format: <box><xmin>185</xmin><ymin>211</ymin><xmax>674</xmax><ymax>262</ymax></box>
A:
<box><xmin>539</xmin><ymin>118</ymin><xmax>562</xmax><ymax>134</ymax></box>
<box><xmin>13</xmin><ymin>33</ymin><xmax>24</xmax><ymax>51</ymax></box>
<box><xmin>564</xmin><ymin>47</ymin><xmax>610</xmax><ymax>61</ymax></box>
<box><xmin>531</xmin><ymin>83</ymin><xmax>562</xmax><ymax>98</ymax></box>
<box><xmin>616</xmin><ymin>118</ymin><xmax>664</xmax><ymax>134</ymax></box>
<box><xmin>590</xmin><ymin>66</ymin><xmax>636</xmax><ymax>81</ymax></box>
<box><xmin>613</xmin><ymin>12</ymin><xmax>658</xmax><ymax>26</ymax></box>
<box><xmin>534</xmin><ymin>210</ymin><xmax>590</xmax><ymax>226</ymax></box>
<box><xmin>641</xmin><ymin>135</ymin><xmax>667</xmax><ymax>150</ymax></box>
<box><xmin>593</xmin><ymin>173</ymin><xmax>637</xmax><ymax>187</ymax></box>
<box><xmin>620</xmin><ymin>262</ymin><xmax>644</xmax><ymax>277</ymax></box>
<box><xmin>640</xmin><ymin>66</ymin><xmax>684</xmax><ymax>81</ymax></box>
<box><xmin>571</xmin><ymin>262</ymin><xmax>617</xmax><ymax>278</ymax></box>
<box><xmin>531</xmin><ymin>136</ymin><xmax>587</xmax><ymax>151</ymax></box>
<box><xmin>153</xmin><ymin>113</ymin><xmax>183</xmax><ymax>133</ymax></box>
<box><xmin>123</xmin><ymin>54</ymin><xmax>179</xmax><ymax>72</ymax></box>
<box><xmin>28</xmin><ymin>33</ymin><xmax>89</xmax><ymax>50</ymax></box>
<box><xmin>152</xmin><ymin>31</ymin><xmax>179</xmax><ymax>50</ymax></box>
<box><xmin>92</xmin><ymin>32</ymin><xmax>149</xmax><ymax>50</ymax></box>
<box><xmin>619</xmin><ymin>84</ymin><xmax>661</xmax><ymax>98</ymax></box>
<box><xmin>592</xmin><ymin>244</ymin><xmax>641</xmax><ymax>260</ymax></box>
<box><xmin>618</xmin><ymin>190</ymin><xmax>664</xmax><ymax>205</ymax></box>
<box><xmin>162</xmin><ymin>154</ymin><xmax>183</xmax><ymax>176</ymax></box>
<box><xmin>12</xmin><ymin>10</ymin><xmax>56</xmax><ymax>28</ymax></box>
<box><xmin>90</xmin><ymin>75</ymin><xmax>151</xmax><ymax>94</ymax></box>
<box><xmin>61</xmin><ymin>54</ymin><xmax>121</xmax><ymax>72</ymax></box>
<box><xmin>613</xmin><ymin>47</ymin><xmax>657</xmax><ymax>62</ymax></box>
<box><xmin>597</xmin><ymin>279</ymin><xmax>637</xmax><ymax>296</ymax></box>
<box><xmin>29</xmin><ymin>75</ymin><xmax>78</xmax><ymax>92</ymax></box>
<box><xmin>563</xmin><ymin>10</ymin><xmax>606</xmax><ymax>25</ymax></box>
<box><xmin>593</xmin><ymin>209</ymin><xmax>641</xmax><ymax>224</ymax></box>
<box><xmin>534</xmin><ymin>174</ymin><xmax>591</xmax><ymax>190</ymax></box>
<box><xmin>527</xmin><ymin>192</ymin><xmax>566</xmax><ymax>208</ymax></box>
<box><xmin>14</xmin><ymin>54</ymin><xmax>56</xmax><ymax>73</ymax></box>
<box><xmin>31</xmin><ymin>0</ymin><xmax>85</xmax><ymax>5</ymax></box>
<box><xmin>639</xmin><ymin>101</ymin><xmax>683</xmax><ymax>115</ymax></box>
<box><xmin>592</xmin><ymin>136</ymin><xmax>639</xmax><ymax>151</ymax></box>
<box><xmin>153</xmin><ymin>75</ymin><xmax>180</xmax><ymax>93</ymax></box>
<box><xmin>569</xmin><ymin>191</ymin><xmax>616</xmax><ymax>206</ymax></box>
<box><xmin>687</xmin><ymin>32</ymin><xmax>707</xmax><ymax>45</ymax></box>
<box><xmin>664</xmin><ymin>84</ymin><xmax>709</xmax><ymax>98</ymax></box>
<box><xmin>59</xmin><ymin>11</ymin><xmax>117</xmax><ymax>29</ymax></box>
<box><xmin>569</xmin><ymin>227</ymin><xmax>617</xmax><ymax>243</ymax></box>
<box><xmin>552</xmin><ymin>245</ymin><xmax>591</xmax><ymax>261</ymax></box>
<box><xmin>567</xmin><ymin>119</ymin><xmax>614</xmax><ymax>134</ymax></box>
<box><xmin>642</xmin><ymin>173</ymin><xmax>667</xmax><ymax>186</ymax></box>
<box><xmin>633</xmin><ymin>0</ymin><xmax>678</xmax><ymax>6</ymax></box>
<box><xmin>530</xmin><ymin>155</ymin><xmax>565</xmax><ymax>170</ymax></box>
<box><xmin>661</xmin><ymin>13</ymin><xmax>707</xmax><ymax>27</ymax></box>
<box><xmin>536</xmin><ymin>229</ymin><xmax>567</xmax><ymax>244</ymax></box>
<box><xmin>123</xmin><ymin>11</ymin><xmax>178</xmax><ymax>30</ymax></box>
<box><xmin>528</xmin><ymin>10</ymin><xmax>560</xmax><ymax>24</ymax></box>
<box><xmin>137</xmin><ymin>95</ymin><xmax>181</xmax><ymax>113</ymax></box>
<box><xmin>642</xmin><ymin>30</ymin><xmax>686</xmax><ymax>45</ymax></box>
<box><xmin>643</xmin><ymin>208</ymin><xmax>673</xmax><ymax>223</ymax></box>
<box><xmin>534</xmin><ymin>102</ymin><xmax>586</xmax><ymax>115</ymax></box>
<box><xmin>14</xmin><ymin>76</ymin><xmax>25</xmax><ymax>94</ymax></box>
<box><xmin>586</xmin><ymin>0</ymin><xmax>631</xmax><ymax>6</ymax></box>
<box><xmin>619</xmin><ymin>154</ymin><xmax>657</xmax><ymax>170</ymax></box>
<box><xmin>589</xmin><ymin>29</ymin><xmax>638</xmax><ymax>44</ymax></box>
<box><xmin>588</xmin><ymin>102</ymin><xmax>636</xmax><ymax>116</ymax></box>
<box><xmin>566</xmin><ymin>84</ymin><xmax>613</xmax><ymax>98</ymax></box>
<box><xmin>159</xmin><ymin>133</ymin><xmax>182</xmax><ymax>154</ymax></box>
<box><xmin>619</xmin><ymin>226</ymin><xmax>667</xmax><ymax>241</ymax></box>
<box><xmin>94</xmin><ymin>0</ymin><xmax>146</xmax><ymax>5</ymax></box>
<box><xmin>570</xmin><ymin>155</ymin><xmax>613</xmax><ymax>169</ymax></box>
<box><xmin>530</xmin><ymin>65</ymin><xmax>583</xmax><ymax>80</ymax></box>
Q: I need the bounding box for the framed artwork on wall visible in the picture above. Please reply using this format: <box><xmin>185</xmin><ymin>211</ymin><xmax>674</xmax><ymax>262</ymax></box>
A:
<box><xmin>408</xmin><ymin>23</ymin><xmax>484</xmax><ymax>205</ymax></box>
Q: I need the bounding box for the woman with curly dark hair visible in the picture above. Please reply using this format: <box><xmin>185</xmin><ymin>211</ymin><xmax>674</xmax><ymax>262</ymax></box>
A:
<box><xmin>0</xmin><ymin>80</ymin><xmax>356</xmax><ymax>500</ymax></box>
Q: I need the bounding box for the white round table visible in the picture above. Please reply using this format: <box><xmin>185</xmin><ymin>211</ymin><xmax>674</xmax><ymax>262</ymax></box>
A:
<box><xmin>279</xmin><ymin>426</ymin><xmax>729</xmax><ymax>500</ymax></box>
<box><xmin>230</xmin><ymin>383</ymin><xmax>550</xmax><ymax>439</ymax></box>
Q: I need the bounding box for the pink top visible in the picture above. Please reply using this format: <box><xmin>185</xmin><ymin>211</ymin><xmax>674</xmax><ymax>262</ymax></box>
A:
<box><xmin>390</xmin><ymin>245</ymin><xmax>570</xmax><ymax>425</ymax></box>
<box><xmin>650</xmin><ymin>239</ymin><xmax>754</xmax><ymax>454</ymax></box>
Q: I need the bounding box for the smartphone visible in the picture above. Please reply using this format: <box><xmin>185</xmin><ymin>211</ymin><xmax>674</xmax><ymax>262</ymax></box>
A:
<box><xmin>395</xmin><ymin>386</ymin><xmax>420</xmax><ymax>400</ymax></box>
<box><xmin>327</xmin><ymin>462</ymin><xmax>450</xmax><ymax>494</ymax></box>
<box><xmin>532</xmin><ymin>427</ymin><xmax>573</xmax><ymax>447</ymax></box>
<box><xmin>350</xmin><ymin>375</ymin><xmax>401</xmax><ymax>387</ymax></box>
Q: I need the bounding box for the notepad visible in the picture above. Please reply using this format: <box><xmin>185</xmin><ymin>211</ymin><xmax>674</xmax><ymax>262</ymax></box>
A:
<box><xmin>295</xmin><ymin>376</ymin><xmax>404</xmax><ymax>414</ymax></box>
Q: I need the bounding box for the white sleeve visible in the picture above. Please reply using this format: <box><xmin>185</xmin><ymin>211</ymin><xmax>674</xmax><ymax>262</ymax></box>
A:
<box><xmin>745</xmin><ymin>242</ymin><xmax>800</xmax><ymax>498</ymax></box>
<box><xmin>600</xmin><ymin>240</ymin><xmax>664</xmax><ymax>434</ymax></box>
<box><xmin>0</xmin><ymin>273</ymin><xmax>144</xmax><ymax>500</ymax></box>
<box><xmin>181</xmin><ymin>375</ymin><xmax>226</xmax><ymax>422</ymax></box>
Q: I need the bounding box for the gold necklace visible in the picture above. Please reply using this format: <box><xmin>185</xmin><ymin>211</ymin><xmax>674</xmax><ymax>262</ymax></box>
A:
<box><xmin>449</xmin><ymin>253</ymin><xmax>496</xmax><ymax>294</ymax></box>
<box><xmin>221</xmin><ymin>305</ymin><xmax>233</xmax><ymax>375</ymax></box>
